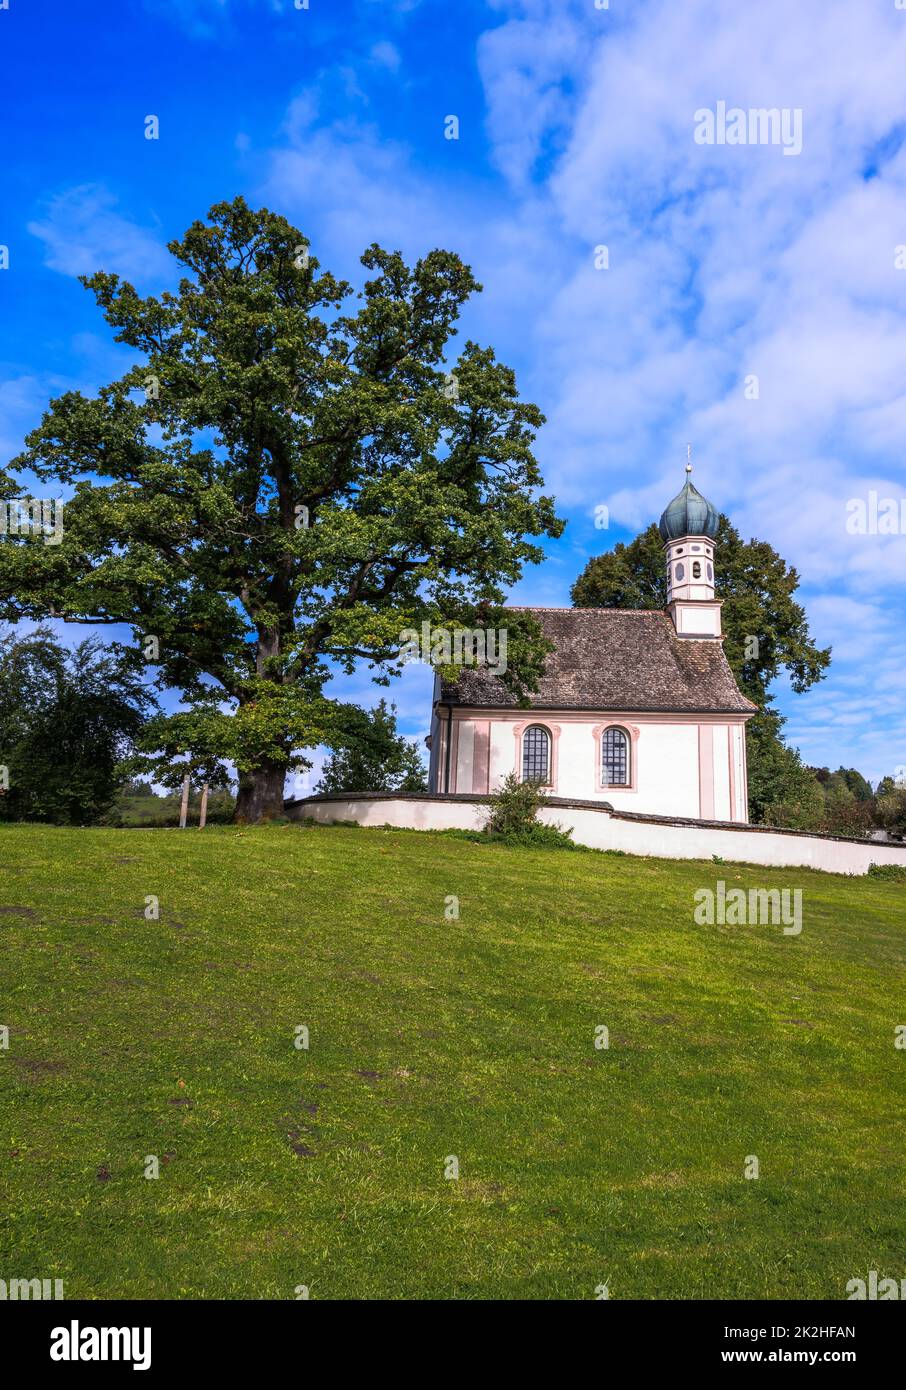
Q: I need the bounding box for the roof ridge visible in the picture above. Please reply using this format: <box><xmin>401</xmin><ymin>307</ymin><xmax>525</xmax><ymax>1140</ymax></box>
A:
<box><xmin>506</xmin><ymin>606</ymin><xmax>666</xmax><ymax>615</ymax></box>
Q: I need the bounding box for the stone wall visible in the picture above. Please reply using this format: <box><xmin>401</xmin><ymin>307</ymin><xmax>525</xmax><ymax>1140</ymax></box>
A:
<box><xmin>284</xmin><ymin>792</ymin><xmax>906</xmax><ymax>876</ymax></box>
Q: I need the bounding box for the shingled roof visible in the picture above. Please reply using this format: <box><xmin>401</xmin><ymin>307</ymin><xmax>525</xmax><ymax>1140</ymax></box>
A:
<box><xmin>441</xmin><ymin>608</ymin><xmax>758</xmax><ymax>714</ymax></box>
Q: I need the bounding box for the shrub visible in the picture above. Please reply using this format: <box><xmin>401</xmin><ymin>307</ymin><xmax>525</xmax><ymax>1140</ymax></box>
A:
<box><xmin>482</xmin><ymin>772</ymin><xmax>578</xmax><ymax>849</ymax></box>
<box><xmin>483</xmin><ymin>772</ymin><xmax>547</xmax><ymax>834</ymax></box>
<box><xmin>867</xmin><ymin>863</ymin><xmax>906</xmax><ymax>882</ymax></box>
<box><xmin>484</xmin><ymin>822</ymin><xmax>585</xmax><ymax>851</ymax></box>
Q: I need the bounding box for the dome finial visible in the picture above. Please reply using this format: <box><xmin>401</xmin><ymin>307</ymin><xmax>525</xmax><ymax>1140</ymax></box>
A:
<box><xmin>658</xmin><ymin>453</ymin><xmax>719</xmax><ymax>542</ymax></box>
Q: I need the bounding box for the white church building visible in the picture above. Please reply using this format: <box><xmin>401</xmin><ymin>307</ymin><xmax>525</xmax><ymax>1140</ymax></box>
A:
<box><xmin>427</xmin><ymin>469</ymin><xmax>757</xmax><ymax>823</ymax></box>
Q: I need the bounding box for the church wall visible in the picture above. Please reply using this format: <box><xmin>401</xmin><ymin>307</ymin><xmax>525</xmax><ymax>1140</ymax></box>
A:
<box><xmin>711</xmin><ymin>724</ymin><xmax>731</xmax><ymax>820</ymax></box>
<box><xmin>454</xmin><ymin>720</ymin><xmax>474</xmax><ymax>793</ymax></box>
<box><xmin>455</xmin><ymin>711</ymin><xmax>748</xmax><ymax>821</ymax></box>
<box><xmin>730</xmin><ymin>724</ymin><xmax>747</xmax><ymax>822</ymax></box>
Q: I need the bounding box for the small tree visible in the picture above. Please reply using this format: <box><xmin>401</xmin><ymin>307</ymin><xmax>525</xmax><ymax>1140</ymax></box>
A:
<box><xmin>481</xmin><ymin>771</ymin><xmax>578</xmax><ymax>848</ymax></box>
<box><xmin>0</xmin><ymin>628</ymin><xmax>154</xmax><ymax>824</ymax></box>
<box><xmin>315</xmin><ymin>699</ymin><xmax>426</xmax><ymax>795</ymax></box>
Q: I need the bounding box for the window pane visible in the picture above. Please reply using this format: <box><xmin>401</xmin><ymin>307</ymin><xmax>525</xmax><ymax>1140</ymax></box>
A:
<box><xmin>522</xmin><ymin>726</ymin><xmax>550</xmax><ymax>783</ymax></box>
<box><xmin>602</xmin><ymin>727</ymin><xmax>629</xmax><ymax>786</ymax></box>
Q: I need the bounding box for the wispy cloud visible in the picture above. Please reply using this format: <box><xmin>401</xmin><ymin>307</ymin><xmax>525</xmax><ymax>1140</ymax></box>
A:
<box><xmin>28</xmin><ymin>186</ymin><xmax>171</xmax><ymax>284</ymax></box>
<box><xmin>254</xmin><ymin>0</ymin><xmax>906</xmax><ymax>778</ymax></box>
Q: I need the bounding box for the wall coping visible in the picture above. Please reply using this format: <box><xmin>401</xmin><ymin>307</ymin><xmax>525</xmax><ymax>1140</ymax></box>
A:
<box><xmin>284</xmin><ymin>792</ymin><xmax>900</xmax><ymax>850</ymax></box>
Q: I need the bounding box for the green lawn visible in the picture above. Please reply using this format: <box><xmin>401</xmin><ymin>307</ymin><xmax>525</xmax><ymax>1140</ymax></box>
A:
<box><xmin>1</xmin><ymin>821</ymin><xmax>904</xmax><ymax>1300</ymax></box>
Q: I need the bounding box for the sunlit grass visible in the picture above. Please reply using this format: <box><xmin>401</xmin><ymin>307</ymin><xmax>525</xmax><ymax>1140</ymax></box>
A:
<box><xmin>1</xmin><ymin>821</ymin><xmax>903</xmax><ymax>1299</ymax></box>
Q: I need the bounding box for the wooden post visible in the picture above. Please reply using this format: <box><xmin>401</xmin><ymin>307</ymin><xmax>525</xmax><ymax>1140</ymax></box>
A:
<box><xmin>199</xmin><ymin>782</ymin><xmax>209</xmax><ymax>830</ymax></box>
<box><xmin>179</xmin><ymin>774</ymin><xmax>190</xmax><ymax>829</ymax></box>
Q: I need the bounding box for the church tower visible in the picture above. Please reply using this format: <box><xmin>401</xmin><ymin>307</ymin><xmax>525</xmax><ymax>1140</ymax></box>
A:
<box><xmin>659</xmin><ymin>460</ymin><xmax>723</xmax><ymax>639</ymax></box>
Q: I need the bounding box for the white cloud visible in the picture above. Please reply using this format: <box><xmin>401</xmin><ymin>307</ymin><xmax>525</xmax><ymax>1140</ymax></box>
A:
<box><xmin>369</xmin><ymin>41</ymin><xmax>401</xmax><ymax>73</ymax></box>
<box><xmin>28</xmin><ymin>186</ymin><xmax>172</xmax><ymax>284</ymax></box>
<box><xmin>231</xmin><ymin>2</ymin><xmax>906</xmax><ymax>777</ymax></box>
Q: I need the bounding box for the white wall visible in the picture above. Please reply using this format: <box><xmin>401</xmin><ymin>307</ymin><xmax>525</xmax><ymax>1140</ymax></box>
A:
<box><xmin>483</xmin><ymin>717</ymin><xmax>704</xmax><ymax>816</ymax></box>
<box><xmin>455</xmin><ymin>721</ymin><xmax>474</xmax><ymax>793</ymax></box>
<box><xmin>712</xmin><ymin>724</ymin><xmax>730</xmax><ymax>820</ymax></box>
<box><xmin>731</xmin><ymin>725</ymin><xmax>746</xmax><ymax>822</ymax></box>
<box><xmin>286</xmin><ymin>794</ymin><xmax>906</xmax><ymax>876</ymax></box>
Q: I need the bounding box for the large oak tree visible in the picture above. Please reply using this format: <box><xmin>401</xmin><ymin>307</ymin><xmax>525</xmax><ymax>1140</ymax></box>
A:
<box><xmin>2</xmin><ymin>199</ymin><xmax>562</xmax><ymax>820</ymax></box>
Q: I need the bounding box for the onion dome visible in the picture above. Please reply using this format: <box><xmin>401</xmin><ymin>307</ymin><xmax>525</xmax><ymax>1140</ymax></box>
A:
<box><xmin>658</xmin><ymin>465</ymin><xmax>720</xmax><ymax>542</ymax></box>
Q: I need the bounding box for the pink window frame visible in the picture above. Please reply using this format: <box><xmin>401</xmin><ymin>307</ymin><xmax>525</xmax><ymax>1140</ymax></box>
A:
<box><xmin>513</xmin><ymin>721</ymin><xmax>560</xmax><ymax>792</ymax></box>
<box><xmin>593</xmin><ymin>722</ymin><xmax>640</xmax><ymax>793</ymax></box>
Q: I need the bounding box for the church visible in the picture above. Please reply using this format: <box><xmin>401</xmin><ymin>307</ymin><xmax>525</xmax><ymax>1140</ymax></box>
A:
<box><xmin>427</xmin><ymin>469</ymin><xmax>758</xmax><ymax>823</ymax></box>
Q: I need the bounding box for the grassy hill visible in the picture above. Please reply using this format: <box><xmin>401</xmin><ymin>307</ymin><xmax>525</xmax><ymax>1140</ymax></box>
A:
<box><xmin>1</xmin><ymin>821</ymin><xmax>904</xmax><ymax>1300</ymax></box>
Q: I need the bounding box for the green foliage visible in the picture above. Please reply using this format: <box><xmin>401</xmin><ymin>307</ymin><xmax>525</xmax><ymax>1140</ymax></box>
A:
<box><xmin>813</xmin><ymin>765</ymin><xmax>874</xmax><ymax>802</ymax></box>
<box><xmin>0</xmin><ymin>628</ymin><xmax>153</xmax><ymax>825</ymax></box>
<box><xmin>874</xmin><ymin>786</ymin><xmax>906</xmax><ymax>840</ymax></box>
<box><xmin>107</xmin><ymin>785</ymin><xmax>236</xmax><ymax>828</ymax></box>
<box><xmin>316</xmin><ymin>699</ymin><xmax>427</xmax><ymax>794</ymax></box>
<box><xmin>482</xmin><ymin>770</ymin><xmax>576</xmax><ymax>848</ymax></box>
<box><xmin>121</xmin><ymin>778</ymin><xmax>155</xmax><ymax>798</ymax></box>
<box><xmin>867</xmin><ymin>861</ymin><xmax>906</xmax><ymax>881</ymax></box>
<box><xmin>807</xmin><ymin>766</ymin><xmax>875</xmax><ymax>837</ymax></box>
<box><xmin>483</xmin><ymin>770</ymin><xmax>546</xmax><ymax>834</ymax></box>
<box><xmin>819</xmin><ymin>798</ymin><xmax>874</xmax><ymax>839</ymax></box>
<box><xmin>129</xmin><ymin>712</ymin><xmax>235</xmax><ymax>799</ymax></box>
<box><xmin>483</xmin><ymin>822</ymin><xmax>586</xmax><ymax>851</ymax></box>
<box><xmin>746</xmin><ymin>708</ymin><xmax>825</xmax><ymax>829</ymax></box>
<box><xmin>571</xmin><ymin>519</ymin><xmax>832</xmax><ymax>828</ymax></box>
<box><xmin>3</xmin><ymin>198</ymin><xmax>563</xmax><ymax>820</ymax></box>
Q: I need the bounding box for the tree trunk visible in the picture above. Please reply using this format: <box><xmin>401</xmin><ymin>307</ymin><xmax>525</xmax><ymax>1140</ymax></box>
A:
<box><xmin>234</xmin><ymin>761</ymin><xmax>288</xmax><ymax>823</ymax></box>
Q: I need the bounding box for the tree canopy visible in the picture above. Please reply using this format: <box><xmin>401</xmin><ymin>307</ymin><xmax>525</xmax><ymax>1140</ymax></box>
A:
<box><xmin>315</xmin><ymin>699</ymin><xmax>427</xmax><ymax>796</ymax></box>
<box><xmin>2</xmin><ymin>198</ymin><xmax>562</xmax><ymax>820</ymax></box>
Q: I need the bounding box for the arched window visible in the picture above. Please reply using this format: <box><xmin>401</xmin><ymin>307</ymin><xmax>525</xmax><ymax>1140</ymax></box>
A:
<box><xmin>675</xmin><ymin>562</ymin><xmax>685</xmax><ymax>581</ymax></box>
<box><xmin>692</xmin><ymin>560</ymin><xmax>702</xmax><ymax>578</ymax></box>
<box><xmin>522</xmin><ymin>725</ymin><xmax>551</xmax><ymax>783</ymax></box>
<box><xmin>602</xmin><ymin>727</ymin><xmax>630</xmax><ymax>786</ymax></box>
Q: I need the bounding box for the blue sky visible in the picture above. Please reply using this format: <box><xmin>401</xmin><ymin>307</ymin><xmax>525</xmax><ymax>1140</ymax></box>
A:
<box><xmin>2</xmin><ymin>0</ymin><xmax>905</xmax><ymax>786</ymax></box>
